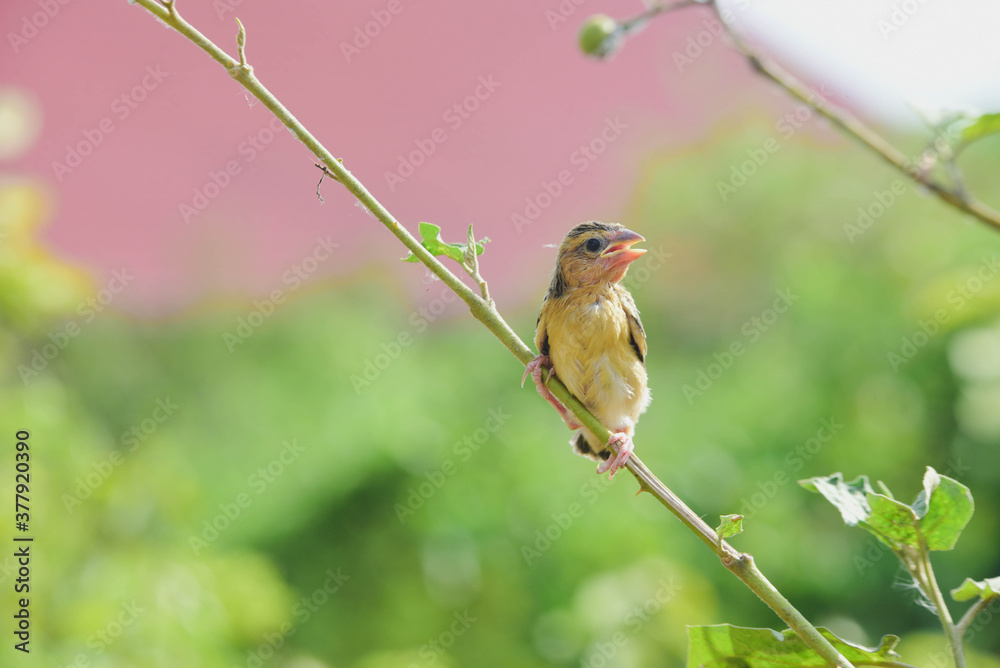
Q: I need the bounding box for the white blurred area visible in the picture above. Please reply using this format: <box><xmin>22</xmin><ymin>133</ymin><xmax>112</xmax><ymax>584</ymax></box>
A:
<box><xmin>950</xmin><ymin>322</ymin><xmax>1000</xmax><ymax>442</ymax></box>
<box><xmin>720</xmin><ymin>0</ymin><xmax>1000</xmax><ymax>128</ymax></box>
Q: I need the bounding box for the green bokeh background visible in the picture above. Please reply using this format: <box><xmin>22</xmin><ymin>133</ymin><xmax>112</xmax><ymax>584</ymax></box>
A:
<box><xmin>2</xmin><ymin>125</ymin><xmax>1000</xmax><ymax>667</ymax></box>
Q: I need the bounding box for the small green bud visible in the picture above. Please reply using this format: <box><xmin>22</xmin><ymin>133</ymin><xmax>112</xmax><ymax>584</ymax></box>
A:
<box><xmin>579</xmin><ymin>14</ymin><xmax>622</xmax><ymax>58</ymax></box>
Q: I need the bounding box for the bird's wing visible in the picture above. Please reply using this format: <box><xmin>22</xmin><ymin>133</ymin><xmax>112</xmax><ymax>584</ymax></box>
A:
<box><xmin>624</xmin><ymin>295</ymin><xmax>647</xmax><ymax>365</ymax></box>
<box><xmin>535</xmin><ymin>300</ymin><xmax>551</xmax><ymax>357</ymax></box>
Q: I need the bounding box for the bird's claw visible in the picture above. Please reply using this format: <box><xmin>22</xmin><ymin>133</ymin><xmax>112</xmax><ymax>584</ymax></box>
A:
<box><xmin>596</xmin><ymin>432</ymin><xmax>634</xmax><ymax>479</ymax></box>
<box><xmin>523</xmin><ymin>355</ymin><xmax>583</xmax><ymax>430</ymax></box>
<box><xmin>521</xmin><ymin>355</ymin><xmax>551</xmax><ymax>388</ymax></box>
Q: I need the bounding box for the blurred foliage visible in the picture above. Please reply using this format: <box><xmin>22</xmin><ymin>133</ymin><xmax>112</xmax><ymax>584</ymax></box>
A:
<box><xmin>1</xmin><ymin>123</ymin><xmax>999</xmax><ymax>668</ymax></box>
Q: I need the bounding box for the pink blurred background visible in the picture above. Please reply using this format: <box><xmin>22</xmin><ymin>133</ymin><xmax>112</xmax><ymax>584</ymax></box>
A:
<box><xmin>3</xmin><ymin>0</ymin><xmax>998</xmax><ymax>316</ymax></box>
<box><xmin>2</xmin><ymin>0</ymin><xmax>762</xmax><ymax>317</ymax></box>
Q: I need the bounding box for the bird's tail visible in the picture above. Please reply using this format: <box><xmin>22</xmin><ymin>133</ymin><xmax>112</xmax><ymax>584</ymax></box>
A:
<box><xmin>570</xmin><ymin>430</ymin><xmax>610</xmax><ymax>463</ymax></box>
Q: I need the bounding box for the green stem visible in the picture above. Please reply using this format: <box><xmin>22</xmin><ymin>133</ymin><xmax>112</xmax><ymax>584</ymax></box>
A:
<box><xmin>622</xmin><ymin>0</ymin><xmax>1000</xmax><ymax>233</ymax></box>
<box><xmin>730</xmin><ymin>556</ymin><xmax>854</xmax><ymax>666</ymax></box>
<box><xmin>133</xmin><ymin>0</ymin><xmax>514</xmax><ymax>355</ymax></box>
<box><xmin>130</xmin><ymin>3</ymin><xmax>853</xmax><ymax>665</ymax></box>
<box><xmin>914</xmin><ymin>543</ymin><xmax>966</xmax><ymax>668</ymax></box>
<box><xmin>702</xmin><ymin>1</ymin><xmax>1000</xmax><ymax>234</ymax></box>
<box><xmin>956</xmin><ymin>596</ymin><xmax>993</xmax><ymax>638</ymax></box>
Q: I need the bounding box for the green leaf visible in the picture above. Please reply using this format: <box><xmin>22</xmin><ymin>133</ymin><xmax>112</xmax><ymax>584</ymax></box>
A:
<box><xmin>715</xmin><ymin>514</ymin><xmax>743</xmax><ymax>542</ymax></box>
<box><xmin>402</xmin><ymin>222</ymin><xmax>488</xmax><ymax>264</ymax></box>
<box><xmin>951</xmin><ymin>576</ymin><xmax>1000</xmax><ymax>602</ymax></box>
<box><xmin>801</xmin><ymin>468</ymin><xmax>974</xmax><ymax>552</ymax></box>
<box><xmin>959</xmin><ymin>112</ymin><xmax>1000</xmax><ymax>145</ymax></box>
<box><xmin>865</xmin><ymin>492</ymin><xmax>919</xmax><ymax>549</ymax></box>
<box><xmin>799</xmin><ymin>473</ymin><xmax>873</xmax><ymax>527</ymax></box>
<box><xmin>686</xmin><ymin>625</ymin><xmax>916</xmax><ymax>668</ymax></box>
<box><xmin>913</xmin><ymin>467</ymin><xmax>974</xmax><ymax>551</ymax></box>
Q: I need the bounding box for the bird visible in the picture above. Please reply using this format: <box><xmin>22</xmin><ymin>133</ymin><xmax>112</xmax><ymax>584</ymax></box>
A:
<box><xmin>522</xmin><ymin>221</ymin><xmax>650</xmax><ymax>479</ymax></box>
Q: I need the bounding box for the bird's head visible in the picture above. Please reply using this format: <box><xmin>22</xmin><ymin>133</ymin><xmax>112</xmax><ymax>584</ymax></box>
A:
<box><xmin>553</xmin><ymin>221</ymin><xmax>646</xmax><ymax>291</ymax></box>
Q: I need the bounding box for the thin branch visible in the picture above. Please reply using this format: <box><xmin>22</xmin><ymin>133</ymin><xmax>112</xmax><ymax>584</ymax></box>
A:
<box><xmin>619</xmin><ymin>0</ymin><xmax>701</xmax><ymax>32</ymax></box>
<box><xmin>912</xmin><ymin>540</ymin><xmax>966</xmax><ymax>668</ymax></box>
<box><xmin>956</xmin><ymin>596</ymin><xmax>994</xmax><ymax>638</ymax></box>
<box><xmin>128</xmin><ymin>3</ymin><xmax>853</xmax><ymax>666</ymax></box>
<box><xmin>702</xmin><ymin>1</ymin><xmax>1000</xmax><ymax>233</ymax></box>
<box><xmin>638</xmin><ymin>0</ymin><xmax>1000</xmax><ymax>232</ymax></box>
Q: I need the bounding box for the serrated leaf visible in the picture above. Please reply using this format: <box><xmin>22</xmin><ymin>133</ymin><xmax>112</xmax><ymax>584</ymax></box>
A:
<box><xmin>914</xmin><ymin>467</ymin><xmax>974</xmax><ymax>551</ymax></box>
<box><xmin>716</xmin><ymin>514</ymin><xmax>743</xmax><ymax>542</ymax></box>
<box><xmin>421</xmin><ymin>221</ymin><xmax>464</xmax><ymax>262</ymax></box>
<box><xmin>951</xmin><ymin>576</ymin><xmax>1000</xmax><ymax>602</ymax></box>
<box><xmin>802</xmin><ymin>469</ymin><xmax>974</xmax><ymax>552</ymax></box>
<box><xmin>960</xmin><ymin>112</ymin><xmax>1000</xmax><ymax>145</ymax></box>
<box><xmin>799</xmin><ymin>473</ymin><xmax>873</xmax><ymax>526</ymax></box>
<box><xmin>402</xmin><ymin>222</ymin><xmax>487</xmax><ymax>264</ymax></box>
<box><xmin>865</xmin><ymin>492</ymin><xmax>919</xmax><ymax>549</ymax></box>
<box><xmin>801</xmin><ymin>473</ymin><xmax>909</xmax><ymax>549</ymax></box>
<box><xmin>686</xmin><ymin>625</ymin><xmax>916</xmax><ymax>668</ymax></box>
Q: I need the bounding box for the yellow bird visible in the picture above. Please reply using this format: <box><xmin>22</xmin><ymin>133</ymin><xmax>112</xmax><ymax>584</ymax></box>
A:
<box><xmin>523</xmin><ymin>221</ymin><xmax>650</xmax><ymax>478</ymax></box>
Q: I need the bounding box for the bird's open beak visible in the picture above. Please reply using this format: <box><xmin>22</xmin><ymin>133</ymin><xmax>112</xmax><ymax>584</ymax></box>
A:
<box><xmin>601</xmin><ymin>228</ymin><xmax>646</xmax><ymax>269</ymax></box>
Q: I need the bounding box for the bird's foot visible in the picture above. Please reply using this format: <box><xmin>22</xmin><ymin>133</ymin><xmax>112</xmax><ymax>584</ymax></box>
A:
<box><xmin>521</xmin><ymin>354</ymin><xmax>551</xmax><ymax>388</ymax></box>
<box><xmin>522</xmin><ymin>355</ymin><xmax>583</xmax><ymax>430</ymax></box>
<box><xmin>596</xmin><ymin>432</ymin><xmax>634</xmax><ymax>479</ymax></box>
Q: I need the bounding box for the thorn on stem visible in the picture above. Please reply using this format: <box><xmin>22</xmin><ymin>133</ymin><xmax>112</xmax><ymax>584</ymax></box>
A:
<box><xmin>315</xmin><ymin>167</ymin><xmax>326</xmax><ymax>203</ymax></box>
<box><xmin>315</xmin><ymin>161</ymin><xmax>342</xmax><ymax>182</ymax></box>
<box><xmin>314</xmin><ymin>162</ymin><xmax>343</xmax><ymax>201</ymax></box>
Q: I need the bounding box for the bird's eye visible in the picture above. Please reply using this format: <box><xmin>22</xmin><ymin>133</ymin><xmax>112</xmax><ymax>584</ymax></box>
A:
<box><xmin>585</xmin><ymin>238</ymin><xmax>602</xmax><ymax>253</ymax></box>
